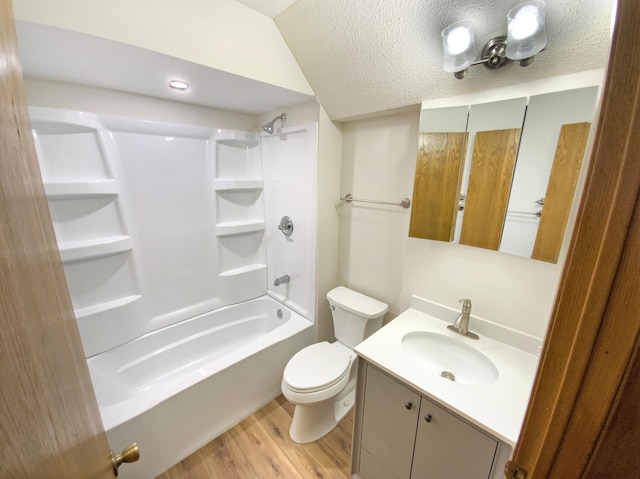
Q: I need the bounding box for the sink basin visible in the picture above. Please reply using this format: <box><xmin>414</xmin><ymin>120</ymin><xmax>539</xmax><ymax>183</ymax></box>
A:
<box><xmin>401</xmin><ymin>331</ymin><xmax>499</xmax><ymax>386</ymax></box>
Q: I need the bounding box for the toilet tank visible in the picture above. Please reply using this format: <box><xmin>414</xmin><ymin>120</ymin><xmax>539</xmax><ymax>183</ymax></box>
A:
<box><xmin>327</xmin><ymin>286</ymin><xmax>389</xmax><ymax>349</ymax></box>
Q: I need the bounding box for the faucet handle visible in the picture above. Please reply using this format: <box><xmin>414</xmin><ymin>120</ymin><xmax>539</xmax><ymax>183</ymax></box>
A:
<box><xmin>459</xmin><ymin>298</ymin><xmax>472</xmax><ymax>311</ymax></box>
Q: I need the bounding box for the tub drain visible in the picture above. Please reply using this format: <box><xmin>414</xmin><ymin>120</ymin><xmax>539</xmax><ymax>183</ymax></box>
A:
<box><xmin>441</xmin><ymin>371</ymin><xmax>456</xmax><ymax>382</ymax></box>
<box><xmin>276</xmin><ymin>309</ymin><xmax>284</xmax><ymax>319</ymax></box>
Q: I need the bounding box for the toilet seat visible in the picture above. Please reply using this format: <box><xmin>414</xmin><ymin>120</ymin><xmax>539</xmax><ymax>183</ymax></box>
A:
<box><xmin>283</xmin><ymin>341</ymin><xmax>353</xmax><ymax>393</ymax></box>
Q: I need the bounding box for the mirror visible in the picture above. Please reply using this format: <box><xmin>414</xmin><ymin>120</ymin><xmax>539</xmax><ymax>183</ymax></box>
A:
<box><xmin>409</xmin><ymin>85</ymin><xmax>599</xmax><ymax>263</ymax></box>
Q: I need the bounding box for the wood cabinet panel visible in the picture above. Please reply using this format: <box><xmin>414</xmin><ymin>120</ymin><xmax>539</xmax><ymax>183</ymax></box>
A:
<box><xmin>532</xmin><ymin>122</ymin><xmax>591</xmax><ymax>263</ymax></box>
<box><xmin>360</xmin><ymin>365</ymin><xmax>420</xmax><ymax>478</ymax></box>
<box><xmin>409</xmin><ymin>132</ymin><xmax>467</xmax><ymax>241</ymax></box>
<box><xmin>459</xmin><ymin>128</ymin><xmax>521</xmax><ymax>250</ymax></box>
<box><xmin>411</xmin><ymin>397</ymin><xmax>498</xmax><ymax>479</ymax></box>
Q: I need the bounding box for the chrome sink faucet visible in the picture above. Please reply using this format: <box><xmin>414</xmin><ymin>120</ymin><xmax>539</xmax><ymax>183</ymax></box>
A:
<box><xmin>274</xmin><ymin>274</ymin><xmax>290</xmax><ymax>287</ymax></box>
<box><xmin>447</xmin><ymin>298</ymin><xmax>479</xmax><ymax>340</ymax></box>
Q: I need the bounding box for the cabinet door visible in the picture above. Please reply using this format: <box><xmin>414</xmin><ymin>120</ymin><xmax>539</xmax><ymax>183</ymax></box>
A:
<box><xmin>411</xmin><ymin>397</ymin><xmax>498</xmax><ymax>479</ymax></box>
<box><xmin>361</xmin><ymin>365</ymin><xmax>420</xmax><ymax>478</ymax></box>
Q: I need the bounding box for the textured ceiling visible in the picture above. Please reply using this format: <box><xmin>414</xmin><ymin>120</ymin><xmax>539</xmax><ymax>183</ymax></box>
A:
<box><xmin>275</xmin><ymin>0</ymin><xmax>615</xmax><ymax>120</ymax></box>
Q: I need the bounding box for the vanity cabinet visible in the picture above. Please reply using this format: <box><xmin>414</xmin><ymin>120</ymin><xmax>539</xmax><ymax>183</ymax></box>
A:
<box><xmin>411</xmin><ymin>397</ymin><xmax>498</xmax><ymax>478</ymax></box>
<box><xmin>360</xmin><ymin>364</ymin><xmax>421</xmax><ymax>478</ymax></box>
<box><xmin>354</xmin><ymin>363</ymin><xmax>503</xmax><ymax>479</ymax></box>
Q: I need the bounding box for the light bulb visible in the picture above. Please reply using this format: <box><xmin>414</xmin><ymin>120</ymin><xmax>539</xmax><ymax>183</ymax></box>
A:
<box><xmin>506</xmin><ymin>1</ymin><xmax>547</xmax><ymax>61</ymax></box>
<box><xmin>446</xmin><ymin>26</ymin><xmax>472</xmax><ymax>55</ymax></box>
<box><xmin>169</xmin><ymin>80</ymin><xmax>189</xmax><ymax>91</ymax></box>
<box><xmin>441</xmin><ymin>20</ymin><xmax>477</xmax><ymax>74</ymax></box>
<box><xmin>510</xmin><ymin>4</ymin><xmax>540</xmax><ymax>40</ymax></box>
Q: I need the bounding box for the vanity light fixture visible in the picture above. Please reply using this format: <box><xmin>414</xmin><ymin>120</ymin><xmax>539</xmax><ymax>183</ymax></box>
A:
<box><xmin>442</xmin><ymin>0</ymin><xmax>547</xmax><ymax>79</ymax></box>
<box><xmin>168</xmin><ymin>80</ymin><xmax>189</xmax><ymax>91</ymax></box>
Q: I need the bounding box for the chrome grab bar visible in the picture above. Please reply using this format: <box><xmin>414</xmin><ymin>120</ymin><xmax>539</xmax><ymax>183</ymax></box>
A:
<box><xmin>340</xmin><ymin>193</ymin><xmax>411</xmax><ymax>209</ymax></box>
<box><xmin>507</xmin><ymin>210</ymin><xmax>542</xmax><ymax>217</ymax></box>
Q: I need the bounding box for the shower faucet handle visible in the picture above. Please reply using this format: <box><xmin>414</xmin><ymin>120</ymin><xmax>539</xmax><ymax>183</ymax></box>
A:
<box><xmin>278</xmin><ymin>216</ymin><xmax>294</xmax><ymax>237</ymax></box>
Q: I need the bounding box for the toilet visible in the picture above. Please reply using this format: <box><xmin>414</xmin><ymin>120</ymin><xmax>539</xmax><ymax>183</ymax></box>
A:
<box><xmin>281</xmin><ymin>286</ymin><xmax>388</xmax><ymax>443</ymax></box>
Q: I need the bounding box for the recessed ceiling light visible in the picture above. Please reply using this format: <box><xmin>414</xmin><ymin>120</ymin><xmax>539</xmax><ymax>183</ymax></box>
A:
<box><xmin>169</xmin><ymin>80</ymin><xmax>189</xmax><ymax>91</ymax></box>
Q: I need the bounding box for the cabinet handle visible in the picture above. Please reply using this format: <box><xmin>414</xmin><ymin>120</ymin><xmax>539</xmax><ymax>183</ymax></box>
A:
<box><xmin>404</xmin><ymin>402</ymin><xmax>413</xmax><ymax>410</ymax></box>
<box><xmin>424</xmin><ymin>414</ymin><xmax>433</xmax><ymax>423</ymax></box>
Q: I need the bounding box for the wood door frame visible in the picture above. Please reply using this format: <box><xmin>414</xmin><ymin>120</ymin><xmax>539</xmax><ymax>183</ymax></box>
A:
<box><xmin>0</xmin><ymin>1</ymin><xmax>113</xmax><ymax>477</ymax></box>
<box><xmin>510</xmin><ymin>0</ymin><xmax>640</xmax><ymax>476</ymax></box>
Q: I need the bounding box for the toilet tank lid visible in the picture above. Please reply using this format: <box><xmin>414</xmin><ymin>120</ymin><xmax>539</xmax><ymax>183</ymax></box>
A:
<box><xmin>326</xmin><ymin>286</ymin><xmax>389</xmax><ymax>319</ymax></box>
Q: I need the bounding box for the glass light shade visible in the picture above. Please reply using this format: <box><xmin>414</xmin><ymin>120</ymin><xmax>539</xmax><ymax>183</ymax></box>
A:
<box><xmin>442</xmin><ymin>20</ymin><xmax>477</xmax><ymax>73</ymax></box>
<box><xmin>506</xmin><ymin>1</ymin><xmax>547</xmax><ymax>60</ymax></box>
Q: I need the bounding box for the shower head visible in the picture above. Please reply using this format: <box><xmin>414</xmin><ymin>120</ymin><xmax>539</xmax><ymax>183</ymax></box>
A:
<box><xmin>262</xmin><ymin>113</ymin><xmax>287</xmax><ymax>134</ymax></box>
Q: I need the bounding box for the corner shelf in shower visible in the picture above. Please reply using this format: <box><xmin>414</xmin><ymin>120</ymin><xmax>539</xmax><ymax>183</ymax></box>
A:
<box><xmin>219</xmin><ymin>264</ymin><xmax>267</xmax><ymax>277</ymax></box>
<box><xmin>58</xmin><ymin>236</ymin><xmax>133</xmax><ymax>263</ymax></box>
<box><xmin>44</xmin><ymin>179</ymin><xmax>118</xmax><ymax>199</ymax></box>
<box><xmin>213</xmin><ymin>179</ymin><xmax>263</xmax><ymax>192</ymax></box>
<box><xmin>74</xmin><ymin>294</ymin><xmax>142</xmax><ymax>319</ymax></box>
<box><xmin>215</xmin><ymin>220</ymin><xmax>265</xmax><ymax>237</ymax></box>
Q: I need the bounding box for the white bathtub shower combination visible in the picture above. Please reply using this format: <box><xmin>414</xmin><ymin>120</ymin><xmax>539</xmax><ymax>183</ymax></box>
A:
<box><xmin>92</xmin><ymin>297</ymin><xmax>313</xmax><ymax>479</ymax></box>
<box><xmin>30</xmin><ymin>107</ymin><xmax>318</xmax><ymax>478</ymax></box>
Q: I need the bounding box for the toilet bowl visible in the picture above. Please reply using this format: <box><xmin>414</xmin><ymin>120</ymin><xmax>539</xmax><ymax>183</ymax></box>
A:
<box><xmin>281</xmin><ymin>286</ymin><xmax>388</xmax><ymax>444</ymax></box>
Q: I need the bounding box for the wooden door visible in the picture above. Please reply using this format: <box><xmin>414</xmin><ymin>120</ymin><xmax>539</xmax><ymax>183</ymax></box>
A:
<box><xmin>0</xmin><ymin>2</ymin><xmax>114</xmax><ymax>478</ymax></box>
<box><xmin>459</xmin><ymin>128</ymin><xmax>521</xmax><ymax>250</ymax></box>
<box><xmin>531</xmin><ymin>122</ymin><xmax>591</xmax><ymax>263</ymax></box>
<box><xmin>409</xmin><ymin>132</ymin><xmax>467</xmax><ymax>241</ymax></box>
<box><xmin>508</xmin><ymin>0</ymin><xmax>640</xmax><ymax>477</ymax></box>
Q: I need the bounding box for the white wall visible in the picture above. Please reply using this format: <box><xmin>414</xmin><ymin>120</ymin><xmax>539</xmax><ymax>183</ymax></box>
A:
<box><xmin>14</xmin><ymin>0</ymin><xmax>313</xmax><ymax>95</ymax></box>
<box><xmin>339</xmin><ymin>112</ymin><xmax>418</xmax><ymax>319</ymax></box>
<box><xmin>25</xmin><ymin>79</ymin><xmax>257</xmax><ymax>130</ymax></box>
<box><xmin>316</xmin><ymin>106</ymin><xmax>343</xmax><ymax>341</ymax></box>
<box><xmin>339</xmin><ymin>110</ymin><xmax>564</xmax><ymax>339</ymax></box>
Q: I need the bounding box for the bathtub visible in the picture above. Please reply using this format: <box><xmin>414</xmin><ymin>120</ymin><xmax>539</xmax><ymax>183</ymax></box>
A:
<box><xmin>88</xmin><ymin>295</ymin><xmax>314</xmax><ymax>479</ymax></box>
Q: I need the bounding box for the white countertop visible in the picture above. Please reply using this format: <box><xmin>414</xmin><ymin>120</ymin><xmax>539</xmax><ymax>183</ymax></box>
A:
<box><xmin>354</xmin><ymin>296</ymin><xmax>541</xmax><ymax>446</ymax></box>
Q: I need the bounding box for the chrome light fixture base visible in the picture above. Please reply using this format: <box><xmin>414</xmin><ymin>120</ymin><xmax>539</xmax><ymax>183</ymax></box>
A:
<box><xmin>452</xmin><ymin>35</ymin><xmax>539</xmax><ymax>79</ymax></box>
<box><xmin>481</xmin><ymin>36</ymin><xmax>511</xmax><ymax>70</ymax></box>
<box><xmin>443</xmin><ymin>0</ymin><xmax>546</xmax><ymax>79</ymax></box>
<box><xmin>454</xmin><ymin>69</ymin><xmax>468</xmax><ymax>80</ymax></box>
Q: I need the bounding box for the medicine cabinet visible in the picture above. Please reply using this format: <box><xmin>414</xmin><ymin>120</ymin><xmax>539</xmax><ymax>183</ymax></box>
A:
<box><xmin>409</xmin><ymin>86</ymin><xmax>599</xmax><ymax>263</ymax></box>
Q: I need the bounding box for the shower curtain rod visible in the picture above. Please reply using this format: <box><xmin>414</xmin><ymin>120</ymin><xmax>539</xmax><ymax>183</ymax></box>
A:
<box><xmin>340</xmin><ymin>193</ymin><xmax>411</xmax><ymax>209</ymax></box>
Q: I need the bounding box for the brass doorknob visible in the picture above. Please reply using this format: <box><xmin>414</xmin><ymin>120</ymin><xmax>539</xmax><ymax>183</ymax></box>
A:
<box><xmin>111</xmin><ymin>442</ymin><xmax>140</xmax><ymax>476</ymax></box>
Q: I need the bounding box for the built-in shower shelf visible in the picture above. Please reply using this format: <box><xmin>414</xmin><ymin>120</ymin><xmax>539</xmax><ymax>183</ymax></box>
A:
<box><xmin>219</xmin><ymin>264</ymin><xmax>267</xmax><ymax>277</ymax></box>
<box><xmin>44</xmin><ymin>179</ymin><xmax>118</xmax><ymax>199</ymax></box>
<box><xmin>59</xmin><ymin>236</ymin><xmax>132</xmax><ymax>262</ymax></box>
<box><xmin>213</xmin><ymin>179</ymin><xmax>262</xmax><ymax>191</ymax></box>
<box><xmin>215</xmin><ymin>220</ymin><xmax>265</xmax><ymax>237</ymax></box>
<box><xmin>75</xmin><ymin>294</ymin><xmax>142</xmax><ymax>319</ymax></box>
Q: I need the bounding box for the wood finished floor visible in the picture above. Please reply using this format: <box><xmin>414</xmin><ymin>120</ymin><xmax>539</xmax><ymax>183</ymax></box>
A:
<box><xmin>156</xmin><ymin>395</ymin><xmax>353</xmax><ymax>479</ymax></box>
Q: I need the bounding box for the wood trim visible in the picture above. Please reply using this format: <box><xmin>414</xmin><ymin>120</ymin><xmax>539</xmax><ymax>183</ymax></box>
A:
<box><xmin>409</xmin><ymin>132</ymin><xmax>467</xmax><ymax>241</ymax></box>
<box><xmin>0</xmin><ymin>2</ymin><xmax>112</xmax><ymax>477</ymax></box>
<box><xmin>573</xmin><ymin>182</ymin><xmax>640</xmax><ymax>477</ymax></box>
<box><xmin>459</xmin><ymin>128</ymin><xmax>520</xmax><ymax>250</ymax></box>
<box><xmin>583</xmin><ymin>313</ymin><xmax>640</xmax><ymax>477</ymax></box>
<box><xmin>510</xmin><ymin>0</ymin><xmax>640</xmax><ymax>476</ymax></box>
<box><xmin>531</xmin><ymin>122</ymin><xmax>591</xmax><ymax>263</ymax></box>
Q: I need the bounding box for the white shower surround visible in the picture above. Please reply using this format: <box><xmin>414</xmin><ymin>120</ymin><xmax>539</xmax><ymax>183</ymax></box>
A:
<box><xmin>263</xmin><ymin>125</ymin><xmax>318</xmax><ymax>318</ymax></box>
<box><xmin>29</xmin><ymin>106</ymin><xmax>319</xmax><ymax>477</ymax></box>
